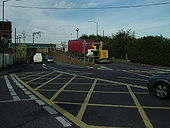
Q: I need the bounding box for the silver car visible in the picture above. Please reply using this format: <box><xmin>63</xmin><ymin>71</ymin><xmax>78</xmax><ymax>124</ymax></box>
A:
<box><xmin>46</xmin><ymin>56</ymin><xmax>54</xmax><ymax>63</ymax></box>
<box><xmin>147</xmin><ymin>73</ymin><xmax>170</xmax><ymax>99</ymax></box>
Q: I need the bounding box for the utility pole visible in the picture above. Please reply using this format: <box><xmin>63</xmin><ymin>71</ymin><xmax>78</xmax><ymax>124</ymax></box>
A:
<box><xmin>19</xmin><ymin>36</ymin><xmax>21</xmax><ymax>43</ymax></box>
<box><xmin>22</xmin><ymin>30</ymin><xmax>26</xmax><ymax>43</ymax></box>
<box><xmin>103</xmin><ymin>30</ymin><xmax>104</xmax><ymax>37</ymax></box>
<box><xmin>32</xmin><ymin>31</ymin><xmax>41</xmax><ymax>44</ymax></box>
<box><xmin>15</xmin><ymin>28</ymin><xmax>16</xmax><ymax>61</ymax></box>
<box><xmin>84</xmin><ymin>40</ymin><xmax>86</xmax><ymax>64</ymax></box>
<box><xmin>17</xmin><ymin>35</ymin><xmax>22</xmax><ymax>43</ymax></box>
<box><xmin>82</xmin><ymin>40</ymin><xmax>88</xmax><ymax>64</ymax></box>
<box><xmin>32</xmin><ymin>33</ymin><xmax>34</xmax><ymax>44</ymax></box>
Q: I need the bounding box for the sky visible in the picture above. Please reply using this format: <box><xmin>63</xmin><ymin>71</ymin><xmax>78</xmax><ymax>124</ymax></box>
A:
<box><xmin>1</xmin><ymin>0</ymin><xmax>170</xmax><ymax>44</ymax></box>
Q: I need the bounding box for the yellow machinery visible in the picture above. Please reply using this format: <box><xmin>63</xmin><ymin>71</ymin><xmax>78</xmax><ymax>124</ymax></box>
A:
<box><xmin>92</xmin><ymin>41</ymin><xmax>109</xmax><ymax>63</ymax></box>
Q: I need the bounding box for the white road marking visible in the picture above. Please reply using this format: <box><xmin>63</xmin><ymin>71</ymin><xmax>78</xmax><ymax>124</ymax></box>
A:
<box><xmin>4</xmin><ymin>75</ymin><xmax>21</xmax><ymax>101</ymax></box>
<box><xmin>13</xmin><ymin>96</ymin><xmax>21</xmax><ymax>101</ymax></box>
<box><xmin>118</xmin><ymin>76</ymin><xmax>148</xmax><ymax>81</ymax></box>
<box><xmin>43</xmin><ymin>106</ymin><xmax>58</xmax><ymax>114</ymax></box>
<box><xmin>77</xmin><ymin>72</ymin><xmax>94</xmax><ymax>75</ymax></box>
<box><xmin>66</xmin><ymin>70</ymin><xmax>94</xmax><ymax>75</ymax></box>
<box><xmin>70</xmin><ymin>70</ymin><xmax>81</xmax><ymax>73</ymax></box>
<box><xmin>35</xmin><ymin>99</ymin><xmax>46</xmax><ymax>105</ymax></box>
<box><xmin>62</xmin><ymin>116</ymin><xmax>72</xmax><ymax>126</ymax></box>
<box><xmin>11</xmin><ymin>74</ymin><xmax>40</xmax><ymax>101</ymax></box>
<box><xmin>86</xmin><ymin>66</ymin><xmax>94</xmax><ymax>69</ymax></box>
<box><xmin>22</xmin><ymin>88</ymin><xmax>28</xmax><ymax>91</ymax></box>
<box><xmin>98</xmin><ymin>65</ymin><xmax>112</xmax><ymax>71</ymax></box>
<box><xmin>152</xmin><ymin>68</ymin><xmax>170</xmax><ymax>72</ymax></box>
<box><xmin>43</xmin><ymin>66</ymin><xmax>48</xmax><ymax>69</ymax></box>
<box><xmin>55</xmin><ymin>116</ymin><xmax>72</xmax><ymax>127</ymax></box>
<box><xmin>10</xmin><ymin>74</ymin><xmax>25</xmax><ymax>88</ymax></box>
<box><xmin>11</xmin><ymin>74</ymin><xmax>72</xmax><ymax>127</ymax></box>
<box><xmin>28</xmin><ymin>94</ymin><xmax>37</xmax><ymax>100</ymax></box>
<box><xmin>25</xmin><ymin>90</ymin><xmax>32</xmax><ymax>95</ymax></box>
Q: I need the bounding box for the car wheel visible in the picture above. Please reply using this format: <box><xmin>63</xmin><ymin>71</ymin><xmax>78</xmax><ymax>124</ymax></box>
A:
<box><xmin>155</xmin><ymin>82</ymin><xmax>170</xmax><ymax>99</ymax></box>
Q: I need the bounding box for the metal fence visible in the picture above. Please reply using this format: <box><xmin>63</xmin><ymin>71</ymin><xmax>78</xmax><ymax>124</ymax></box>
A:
<box><xmin>0</xmin><ymin>53</ymin><xmax>13</xmax><ymax>68</ymax></box>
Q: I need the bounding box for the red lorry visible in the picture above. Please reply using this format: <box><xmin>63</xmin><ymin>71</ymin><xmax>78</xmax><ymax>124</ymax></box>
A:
<box><xmin>68</xmin><ymin>39</ymin><xmax>93</xmax><ymax>55</ymax></box>
<box><xmin>67</xmin><ymin>39</ymin><xmax>109</xmax><ymax>63</ymax></box>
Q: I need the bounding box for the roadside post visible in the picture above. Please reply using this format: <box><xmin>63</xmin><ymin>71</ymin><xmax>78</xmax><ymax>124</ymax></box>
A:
<box><xmin>83</xmin><ymin>40</ymin><xmax>86</xmax><ymax>64</ymax></box>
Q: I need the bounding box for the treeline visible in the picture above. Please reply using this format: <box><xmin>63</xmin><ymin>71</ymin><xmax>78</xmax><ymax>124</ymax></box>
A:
<box><xmin>79</xmin><ymin>30</ymin><xmax>170</xmax><ymax>67</ymax></box>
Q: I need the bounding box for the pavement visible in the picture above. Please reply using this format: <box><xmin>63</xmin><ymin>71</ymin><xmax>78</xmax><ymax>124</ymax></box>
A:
<box><xmin>0</xmin><ymin>64</ymin><xmax>30</xmax><ymax>76</ymax></box>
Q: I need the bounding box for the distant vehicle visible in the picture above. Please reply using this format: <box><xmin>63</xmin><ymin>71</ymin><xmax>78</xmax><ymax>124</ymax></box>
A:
<box><xmin>68</xmin><ymin>39</ymin><xmax>94</xmax><ymax>55</ymax></box>
<box><xmin>67</xmin><ymin>40</ymin><xmax>109</xmax><ymax>63</ymax></box>
<box><xmin>45</xmin><ymin>55</ymin><xmax>54</xmax><ymax>63</ymax></box>
<box><xmin>147</xmin><ymin>73</ymin><xmax>170</xmax><ymax>99</ymax></box>
<box><xmin>33</xmin><ymin>53</ymin><xmax>43</xmax><ymax>63</ymax></box>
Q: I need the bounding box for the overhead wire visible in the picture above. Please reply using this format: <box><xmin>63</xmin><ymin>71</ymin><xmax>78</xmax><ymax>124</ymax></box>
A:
<box><xmin>6</xmin><ymin>1</ymin><xmax>170</xmax><ymax>43</ymax></box>
<box><xmin>1</xmin><ymin>2</ymin><xmax>170</xmax><ymax>10</ymax></box>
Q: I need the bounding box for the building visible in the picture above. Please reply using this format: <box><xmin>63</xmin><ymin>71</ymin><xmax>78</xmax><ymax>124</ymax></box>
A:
<box><xmin>0</xmin><ymin>21</ymin><xmax>12</xmax><ymax>47</ymax></box>
<box><xmin>56</xmin><ymin>42</ymin><xmax>62</xmax><ymax>51</ymax></box>
<box><xmin>56</xmin><ymin>42</ymin><xmax>67</xmax><ymax>52</ymax></box>
<box><xmin>0</xmin><ymin>21</ymin><xmax>12</xmax><ymax>68</ymax></box>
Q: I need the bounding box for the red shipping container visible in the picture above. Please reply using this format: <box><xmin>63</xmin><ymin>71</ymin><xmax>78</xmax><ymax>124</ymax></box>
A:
<box><xmin>68</xmin><ymin>39</ymin><xmax>93</xmax><ymax>55</ymax></box>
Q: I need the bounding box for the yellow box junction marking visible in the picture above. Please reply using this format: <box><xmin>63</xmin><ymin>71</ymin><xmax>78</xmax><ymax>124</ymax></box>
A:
<box><xmin>50</xmin><ymin>75</ymin><xmax>77</xmax><ymax>101</ymax></box>
<box><xmin>30</xmin><ymin>82</ymin><xmax>66</xmax><ymax>85</ymax></box>
<box><xmin>13</xmin><ymin>74</ymin><xmax>88</xmax><ymax>128</ymax></box>
<box><xmin>77</xmin><ymin>79</ymin><xmax>97</xmax><ymax>120</ymax></box>
<box><xmin>14</xmin><ymin>70</ymin><xmax>160</xmax><ymax>128</ymax></box>
<box><xmin>49</xmin><ymin>70</ymin><xmax>147</xmax><ymax>90</ymax></box>
<box><xmin>142</xmin><ymin>106</ymin><xmax>170</xmax><ymax>110</ymax></box>
<box><xmin>87</xmin><ymin>125</ymin><xmax>127</xmax><ymax>128</ymax></box>
<box><xmin>127</xmin><ymin>85</ymin><xmax>153</xmax><ymax>128</ymax></box>
<box><xmin>25</xmin><ymin>71</ymin><xmax>56</xmax><ymax>83</ymax></box>
<box><xmin>35</xmin><ymin>73</ymin><xmax>63</xmax><ymax>90</ymax></box>
<box><xmin>122</xmin><ymin>70</ymin><xmax>150</xmax><ymax>78</ymax></box>
<box><xmin>17</xmin><ymin>72</ymin><xmax>35</xmax><ymax>75</ymax></box>
<box><xmin>54</xmin><ymin>101</ymin><xmax>82</xmax><ymax>105</ymax></box>
<box><xmin>38</xmin><ymin>88</ymin><xmax>149</xmax><ymax>95</ymax></box>
<box><xmin>20</xmin><ymin>71</ymin><xmax>45</xmax><ymax>79</ymax></box>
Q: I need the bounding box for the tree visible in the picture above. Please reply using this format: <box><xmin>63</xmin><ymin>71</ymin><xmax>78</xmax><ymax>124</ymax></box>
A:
<box><xmin>110</xmin><ymin>29</ymin><xmax>135</xmax><ymax>59</ymax></box>
<box><xmin>127</xmin><ymin>36</ymin><xmax>170</xmax><ymax>66</ymax></box>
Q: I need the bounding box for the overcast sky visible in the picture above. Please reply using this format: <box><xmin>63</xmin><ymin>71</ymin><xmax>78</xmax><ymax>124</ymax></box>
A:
<box><xmin>1</xmin><ymin>0</ymin><xmax>170</xmax><ymax>44</ymax></box>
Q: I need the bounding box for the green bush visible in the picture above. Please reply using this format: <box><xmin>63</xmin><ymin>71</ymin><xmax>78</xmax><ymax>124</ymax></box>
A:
<box><xmin>127</xmin><ymin>36</ymin><xmax>170</xmax><ymax>66</ymax></box>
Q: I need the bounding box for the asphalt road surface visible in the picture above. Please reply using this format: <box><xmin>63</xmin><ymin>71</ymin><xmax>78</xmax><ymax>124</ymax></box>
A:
<box><xmin>1</xmin><ymin>61</ymin><xmax>170</xmax><ymax>128</ymax></box>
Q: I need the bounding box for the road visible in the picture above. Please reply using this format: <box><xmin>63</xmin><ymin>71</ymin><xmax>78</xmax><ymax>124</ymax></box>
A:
<box><xmin>1</xmin><ymin>61</ymin><xmax>170</xmax><ymax>128</ymax></box>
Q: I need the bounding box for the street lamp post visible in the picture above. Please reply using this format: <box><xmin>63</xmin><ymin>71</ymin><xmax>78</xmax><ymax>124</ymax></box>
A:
<box><xmin>76</xmin><ymin>28</ymin><xmax>79</xmax><ymax>39</ymax></box>
<box><xmin>1</xmin><ymin>0</ymin><xmax>20</xmax><ymax>68</ymax></box>
<box><xmin>88</xmin><ymin>21</ymin><xmax>98</xmax><ymax>43</ymax></box>
<box><xmin>2</xmin><ymin>1</ymin><xmax>5</xmax><ymax>21</ymax></box>
<box><xmin>2</xmin><ymin>0</ymin><xmax>21</xmax><ymax>21</ymax></box>
<box><xmin>70</xmin><ymin>33</ymin><xmax>72</xmax><ymax>40</ymax></box>
<box><xmin>2</xmin><ymin>0</ymin><xmax>11</xmax><ymax>21</ymax></box>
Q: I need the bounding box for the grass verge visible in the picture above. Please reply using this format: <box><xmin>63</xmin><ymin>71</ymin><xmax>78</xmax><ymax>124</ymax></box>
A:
<box><xmin>48</xmin><ymin>50</ymin><xmax>95</xmax><ymax>67</ymax></box>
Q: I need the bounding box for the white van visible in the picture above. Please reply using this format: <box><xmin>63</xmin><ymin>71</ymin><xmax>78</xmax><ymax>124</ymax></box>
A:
<box><xmin>33</xmin><ymin>53</ymin><xmax>43</xmax><ymax>63</ymax></box>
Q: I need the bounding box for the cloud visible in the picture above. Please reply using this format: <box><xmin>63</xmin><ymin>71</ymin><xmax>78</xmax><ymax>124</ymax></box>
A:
<box><xmin>2</xmin><ymin>0</ymin><xmax>170</xmax><ymax>43</ymax></box>
<box><xmin>82</xmin><ymin>0</ymin><xmax>118</xmax><ymax>8</ymax></box>
<box><xmin>53</xmin><ymin>1</ymin><xmax>75</xmax><ymax>8</ymax></box>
